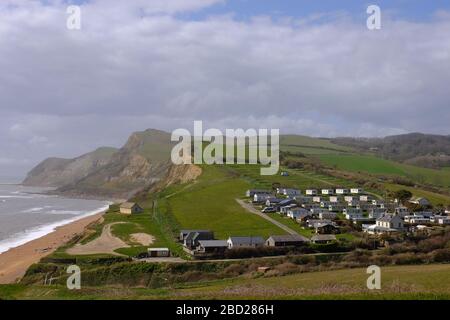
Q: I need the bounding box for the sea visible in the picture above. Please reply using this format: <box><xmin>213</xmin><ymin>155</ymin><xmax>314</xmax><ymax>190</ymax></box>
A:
<box><xmin>0</xmin><ymin>183</ymin><xmax>110</xmax><ymax>254</ymax></box>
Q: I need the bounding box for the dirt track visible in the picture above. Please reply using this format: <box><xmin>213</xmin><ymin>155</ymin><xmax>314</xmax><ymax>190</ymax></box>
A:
<box><xmin>66</xmin><ymin>222</ymin><xmax>129</xmax><ymax>256</ymax></box>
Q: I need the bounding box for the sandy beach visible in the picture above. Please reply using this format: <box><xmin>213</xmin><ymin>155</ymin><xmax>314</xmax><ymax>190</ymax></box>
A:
<box><xmin>0</xmin><ymin>212</ymin><xmax>104</xmax><ymax>284</ymax></box>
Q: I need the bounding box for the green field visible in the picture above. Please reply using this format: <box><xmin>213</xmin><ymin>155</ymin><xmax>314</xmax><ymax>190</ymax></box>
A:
<box><xmin>319</xmin><ymin>154</ymin><xmax>450</xmax><ymax>189</ymax></box>
<box><xmin>157</xmin><ymin>165</ymin><xmax>286</xmax><ymax>239</ymax></box>
<box><xmin>2</xmin><ymin>264</ymin><xmax>449</xmax><ymax>299</ymax></box>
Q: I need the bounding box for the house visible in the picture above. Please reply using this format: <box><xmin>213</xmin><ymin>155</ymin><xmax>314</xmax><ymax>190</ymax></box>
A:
<box><xmin>314</xmin><ymin>222</ymin><xmax>339</xmax><ymax>234</ymax></box>
<box><xmin>266</xmin><ymin>235</ymin><xmax>309</xmax><ymax>247</ymax></box>
<box><xmin>372</xmin><ymin>199</ymin><xmax>385</xmax><ymax>206</ymax></box>
<box><xmin>413</xmin><ymin>211</ymin><xmax>433</xmax><ymax>218</ymax></box>
<box><xmin>306</xmin><ymin>189</ymin><xmax>318</xmax><ymax>196</ymax></box>
<box><xmin>119</xmin><ymin>202</ymin><xmax>143</xmax><ymax>215</ymax></box>
<box><xmin>277</xmin><ymin>199</ymin><xmax>297</xmax><ymax>208</ymax></box>
<box><xmin>344</xmin><ymin>210</ymin><xmax>364</xmax><ymax>220</ymax></box>
<box><xmin>180</xmin><ymin>230</ymin><xmax>215</xmax><ymax>249</ymax></box>
<box><xmin>227</xmin><ymin>236</ymin><xmax>265</xmax><ymax>249</ymax></box>
<box><xmin>351</xmin><ymin>188</ymin><xmax>363</xmax><ymax>194</ymax></box>
<box><xmin>404</xmin><ymin>215</ymin><xmax>430</xmax><ymax>224</ymax></box>
<box><xmin>279</xmin><ymin>204</ymin><xmax>298</xmax><ymax>215</ymax></box>
<box><xmin>360</xmin><ymin>195</ymin><xmax>371</xmax><ymax>202</ymax></box>
<box><xmin>319</xmin><ymin>211</ymin><xmax>337</xmax><ymax>220</ymax></box>
<box><xmin>409</xmin><ymin>197</ymin><xmax>431</xmax><ymax>207</ymax></box>
<box><xmin>246</xmin><ymin>189</ymin><xmax>271</xmax><ymax>198</ymax></box>
<box><xmin>368</xmin><ymin>208</ymin><xmax>387</xmax><ymax>219</ymax></box>
<box><xmin>321</xmin><ymin>189</ymin><xmax>334</xmax><ymax>195</ymax></box>
<box><xmin>280</xmin><ymin>188</ymin><xmax>301</xmax><ymax>197</ymax></box>
<box><xmin>329</xmin><ymin>196</ymin><xmax>341</xmax><ymax>203</ymax></box>
<box><xmin>287</xmin><ymin>208</ymin><xmax>310</xmax><ymax>220</ymax></box>
<box><xmin>344</xmin><ymin>195</ymin><xmax>358</xmax><ymax>203</ymax></box>
<box><xmin>311</xmin><ymin>234</ymin><xmax>337</xmax><ymax>244</ymax></box>
<box><xmin>328</xmin><ymin>204</ymin><xmax>345</xmax><ymax>212</ymax></box>
<box><xmin>280</xmin><ymin>171</ymin><xmax>289</xmax><ymax>176</ymax></box>
<box><xmin>306</xmin><ymin>219</ymin><xmax>332</xmax><ymax>228</ymax></box>
<box><xmin>376</xmin><ymin>215</ymin><xmax>404</xmax><ymax>230</ymax></box>
<box><xmin>394</xmin><ymin>206</ymin><xmax>409</xmax><ymax>218</ymax></box>
<box><xmin>148</xmin><ymin>248</ymin><xmax>170</xmax><ymax>257</ymax></box>
<box><xmin>294</xmin><ymin>196</ymin><xmax>313</xmax><ymax>204</ymax></box>
<box><xmin>265</xmin><ymin>197</ymin><xmax>284</xmax><ymax>206</ymax></box>
<box><xmin>335</xmin><ymin>188</ymin><xmax>349</xmax><ymax>195</ymax></box>
<box><xmin>253</xmin><ymin>193</ymin><xmax>272</xmax><ymax>203</ymax></box>
<box><xmin>196</xmin><ymin>240</ymin><xmax>228</xmax><ymax>254</ymax></box>
<box><xmin>320</xmin><ymin>201</ymin><xmax>331</xmax><ymax>208</ymax></box>
<box><xmin>438</xmin><ymin>217</ymin><xmax>450</xmax><ymax>225</ymax></box>
<box><xmin>312</xmin><ymin>196</ymin><xmax>322</xmax><ymax>203</ymax></box>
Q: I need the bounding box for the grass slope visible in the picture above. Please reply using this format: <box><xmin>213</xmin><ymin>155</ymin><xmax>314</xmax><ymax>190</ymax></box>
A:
<box><xmin>2</xmin><ymin>264</ymin><xmax>449</xmax><ymax>299</ymax></box>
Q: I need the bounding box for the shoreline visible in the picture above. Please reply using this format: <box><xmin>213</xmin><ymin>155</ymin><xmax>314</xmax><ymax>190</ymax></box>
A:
<box><xmin>0</xmin><ymin>211</ymin><xmax>106</xmax><ymax>284</ymax></box>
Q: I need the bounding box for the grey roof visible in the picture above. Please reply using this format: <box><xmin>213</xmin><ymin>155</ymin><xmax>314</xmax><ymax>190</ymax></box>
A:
<box><xmin>228</xmin><ymin>236</ymin><xmax>265</xmax><ymax>245</ymax></box>
<box><xmin>268</xmin><ymin>235</ymin><xmax>309</xmax><ymax>242</ymax></box>
<box><xmin>377</xmin><ymin>215</ymin><xmax>397</xmax><ymax>222</ymax></box>
<box><xmin>311</xmin><ymin>234</ymin><xmax>337</xmax><ymax>241</ymax></box>
<box><xmin>120</xmin><ymin>202</ymin><xmax>139</xmax><ymax>209</ymax></box>
<box><xmin>198</xmin><ymin>240</ymin><xmax>228</xmax><ymax>247</ymax></box>
<box><xmin>180</xmin><ymin>229</ymin><xmax>212</xmax><ymax>234</ymax></box>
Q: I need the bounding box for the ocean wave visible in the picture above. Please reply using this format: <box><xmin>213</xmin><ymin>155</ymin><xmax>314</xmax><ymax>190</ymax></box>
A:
<box><xmin>0</xmin><ymin>204</ymin><xmax>111</xmax><ymax>254</ymax></box>
<box><xmin>21</xmin><ymin>207</ymin><xmax>45</xmax><ymax>213</ymax></box>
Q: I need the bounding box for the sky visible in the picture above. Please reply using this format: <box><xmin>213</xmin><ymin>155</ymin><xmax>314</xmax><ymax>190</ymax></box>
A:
<box><xmin>0</xmin><ymin>0</ymin><xmax>450</xmax><ymax>178</ymax></box>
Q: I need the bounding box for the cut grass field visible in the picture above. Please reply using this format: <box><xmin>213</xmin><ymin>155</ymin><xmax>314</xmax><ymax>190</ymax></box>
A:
<box><xmin>1</xmin><ymin>264</ymin><xmax>449</xmax><ymax>299</ymax></box>
<box><xmin>319</xmin><ymin>154</ymin><xmax>450</xmax><ymax>189</ymax></box>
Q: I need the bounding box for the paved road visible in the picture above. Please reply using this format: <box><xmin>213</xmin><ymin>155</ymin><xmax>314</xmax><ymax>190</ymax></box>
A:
<box><xmin>236</xmin><ymin>199</ymin><xmax>300</xmax><ymax>236</ymax></box>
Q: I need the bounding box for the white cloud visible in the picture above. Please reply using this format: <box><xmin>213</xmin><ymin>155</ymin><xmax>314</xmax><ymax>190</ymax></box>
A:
<box><xmin>0</xmin><ymin>1</ymin><xmax>449</xmax><ymax>176</ymax></box>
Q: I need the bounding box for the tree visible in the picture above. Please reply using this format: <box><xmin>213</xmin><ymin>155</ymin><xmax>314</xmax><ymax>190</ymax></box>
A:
<box><xmin>393</xmin><ymin>189</ymin><xmax>413</xmax><ymax>204</ymax></box>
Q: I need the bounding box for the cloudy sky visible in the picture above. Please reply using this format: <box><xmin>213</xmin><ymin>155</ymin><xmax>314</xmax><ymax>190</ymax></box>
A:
<box><xmin>1</xmin><ymin>0</ymin><xmax>450</xmax><ymax>179</ymax></box>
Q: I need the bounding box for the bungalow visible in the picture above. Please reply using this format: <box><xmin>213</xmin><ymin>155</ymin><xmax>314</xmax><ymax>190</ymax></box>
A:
<box><xmin>294</xmin><ymin>196</ymin><xmax>313</xmax><ymax>204</ymax></box>
<box><xmin>321</xmin><ymin>189</ymin><xmax>334</xmax><ymax>195</ymax></box>
<box><xmin>196</xmin><ymin>240</ymin><xmax>228</xmax><ymax>254</ymax></box>
<box><xmin>394</xmin><ymin>206</ymin><xmax>409</xmax><ymax>218</ymax></box>
<box><xmin>265</xmin><ymin>197</ymin><xmax>284</xmax><ymax>207</ymax></box>
<box><xmin>404</xmin><ymin>215</ymin><xmax>430</xmax><ymax>224</ymax></box>
<box><xmin>328</xmin><ymin>204</ymin><xmax>345</xmax><ymax>212</ymax></box>
<box><xmin>266</xmin><ymin>235</ymin><xmax>309</xmax><ymax>247</ymax></box>
<box><xmin>279</xmin><ymin>204</ymin><xmax>298</xmax><ymax>215</ymax></box>
<box><xmin>246</xmin><ymin>189</ymin><xmax>271</xmax><ymax>198</ymax></box>
<box><xmin>351</xmin><ymin>188</ymin><xmax>363</xmax><ymax>194</ymax></box>
<box><xmin>320</xmin><ymin>201</ymin><xmax>331</xmax><ymax>208</ymax></box>
<box><xmin>344</xmin><ymin>195</ymin><xmax>358</xmax><ymax>202</ymax></box>
<box><xmin>409</xmin><ymin>197</ymin><xmax>431</xmax><ymax>207</ymax></box>
<box><xmin>360</xmin><ymin>195</ymin><xmax>371</xmax><ymax>202</ymax></box>
<box><xmin>312</xmin><ymin>196</ymin><xmax>322</xmax><ymax>203</ymax></box>
<box><xmin>287</xmin><ymin>208</ymin><xmax>310</xmax><ymax>220</ymax></box>
<box><xmin>306</xmin><ymin>219</ymin><xmax>332</xmax><ymax>228</ymax></box>
<box><xmin>311</xmin><ymin>234</ymin><xmax>337</xmax><ymax>244</ymax></box>
<box><xmin>181</xmin><ymin>230</ymin><xmax>215</xmax><ymax>249</ymax></box>
<box><xmin>319</xmin><ymin>211</ymin><xmax>337</xmax><ymax>220</ymax></box>
<box><xmin>372</xmin><ymin>200</ymin><xmax>385</xmax><ymax>206</ymax></box>
<box><xmin>329</xmin><ymin>196</ymin><xmax>341</xmax><ymax>203</ymax></box>
<box><xmin>314</xmin><ymin>222</ymin><xmax>339</xmax><ymax>234</ymax></box>
<box><xmin>119</xmin><ymin>202</ymin><xmax>143</xmax><ymax>215</ymax></box>
<box><xmin>344</xmin><ymin>211</ymin><xmax>364</xmax><ymax>220</ymax></box>
<box><xmin>438</xmin><ymin>217</ymin><xmax>450</xmax><ymax>225</ymax></box>
<box><xmin>253</xmin><ymin>193</ymin><xmax>272</xmax><ymax>203</ymax></box>
<box><xmin>376</xmin><ymin>215</ymin><xmax>404</xmax><ymax>230</ymax></box>
<box><xmin>336</xmin><ymin>188</ymin><xmax>350</xmax><ymax>195</ymax></box>
<box><xmin>281</xmin><ymin>188</ymin><xmax>301</xmax><ymax>197</ymax></box>
<box><xmin>227</xmin><ymin>236</ymin><xmax>265</xmax><ymax>249</ymax></box>
<box><xmin>306</xmin><ymin>189</ymin><xmax>318</xmax><ymax>196</ymax></box>
<box><xmin>414</xmin><ymin>211</ymin><xmax>433</xmax><ymax>218</ymax></box>
<box><xmin>368</xmin><ymin>208</ymin><xmax>387</xmax><ymax>219</ymax></box>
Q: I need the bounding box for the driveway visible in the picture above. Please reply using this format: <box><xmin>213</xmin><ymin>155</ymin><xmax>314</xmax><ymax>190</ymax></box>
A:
<box><xmin>236</xmin><ymin>199</ymin><xmax>300</xmax><ymax>236</ymax></box>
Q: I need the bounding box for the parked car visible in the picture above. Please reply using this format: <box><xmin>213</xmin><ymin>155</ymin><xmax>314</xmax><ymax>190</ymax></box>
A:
<box><xmin>262</xmin><ymin>207</ymin><xmax>276</xmax><ymax>213</ymax></box>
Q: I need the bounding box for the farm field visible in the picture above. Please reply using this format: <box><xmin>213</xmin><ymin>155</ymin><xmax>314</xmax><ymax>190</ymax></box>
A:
<box><xmin>318</xmin><ymin>154</ymin><xmax>450</xmax><ymax>189</ymax></box>
<box><xmin>2</xmin><ymin>264</ymin><xmax>449</xmax><ymax>300</ymax></box>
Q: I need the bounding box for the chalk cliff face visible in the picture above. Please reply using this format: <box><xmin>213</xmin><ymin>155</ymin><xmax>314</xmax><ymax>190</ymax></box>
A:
<box><xmin>22</xmin><ymin>129</ymin><xmax>197</xmax><ymax>199</ymax></box>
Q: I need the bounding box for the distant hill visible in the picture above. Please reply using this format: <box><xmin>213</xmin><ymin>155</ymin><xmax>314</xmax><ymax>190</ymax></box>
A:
<box><xmin>331</xmin><ymin>133</ymin><xmax>450</xmax><ymax>168</ymax></box>
<box><xmin>23</xmin><ymin>147</ymin><xmax>118</xmax><ymax>188</ymax></box>
<box><xmin>23</xmin><ymin>129</ymin><xmax>176</xmax><ymax>199</ymax></box>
